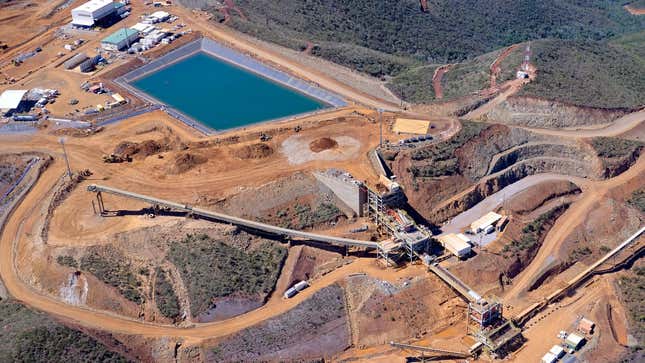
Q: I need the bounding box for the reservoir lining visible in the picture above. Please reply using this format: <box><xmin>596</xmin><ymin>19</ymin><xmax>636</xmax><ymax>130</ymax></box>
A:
<box><xmin>116</xmin><ymin>37</ymin><xmax>347</xmax><ymax>133</ymax></box>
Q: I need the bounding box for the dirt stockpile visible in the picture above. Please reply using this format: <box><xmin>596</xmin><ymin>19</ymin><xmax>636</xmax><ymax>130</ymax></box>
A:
<box><xmin>113</xmin><ymin>138</ymin><xmax>174</xmax><ymax>159</ymax></box>
<box><xmin>166</xmin><ymin>152</ymin><xmax>207</xmax><ymax>174</ymax></box>
<box><xmin>234</xmin><ymin>143</ymin><xmax>273</xmax><ymax>159</ymax></box>
<box><xmin>309</xmin><ymin>137</ymin><xmax>338</xmax><ymax>152</ymax></box>
<box><xmin>206</xmin><ymin>284</ymin><xmax>350</xmax><ymax>361</ymax></box>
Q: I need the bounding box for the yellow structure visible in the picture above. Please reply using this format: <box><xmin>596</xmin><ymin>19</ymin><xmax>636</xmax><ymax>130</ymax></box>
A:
<box><xmin>393</xmin><ymin>118</ymin><xmax>430</xmax><ymax>135</ymax></box>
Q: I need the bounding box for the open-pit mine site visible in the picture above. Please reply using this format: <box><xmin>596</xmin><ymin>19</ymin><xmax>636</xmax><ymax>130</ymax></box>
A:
<box><xmin>0</xmin><ymin>1</ymin><xmax>643</xmax><ymax>362</ymax></box>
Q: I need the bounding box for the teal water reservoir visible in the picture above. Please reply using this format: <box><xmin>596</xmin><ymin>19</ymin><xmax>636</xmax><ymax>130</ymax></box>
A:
<box><xmin>132</xmin><ymin>52</ymin><xmax>329</xmax><ymax>130</ymax></box>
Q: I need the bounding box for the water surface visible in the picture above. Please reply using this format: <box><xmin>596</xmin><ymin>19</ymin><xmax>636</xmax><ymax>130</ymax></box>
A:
<box><xmin>132</xmin><ymin>52</ymin><xmax>328</xmax><ymax>130</ymax></box>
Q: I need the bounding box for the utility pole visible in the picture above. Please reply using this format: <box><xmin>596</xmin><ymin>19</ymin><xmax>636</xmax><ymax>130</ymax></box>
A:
<box><xmin>378</xmin><ymin>108</ymin><xmax>383</xmax><ymax>148</ymax></box>
<box><xmin>59</xmin><ymin>137</ymin><xmax>72</xmax><ymax>181</ymax></box>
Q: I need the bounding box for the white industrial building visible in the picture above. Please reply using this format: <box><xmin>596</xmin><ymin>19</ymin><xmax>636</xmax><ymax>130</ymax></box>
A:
<box><xmin>0</xmin><ymin>90</ymin><xmax>28</xmax><ymax>115</ymax></box>
<box><xmin>470</xmin><ymin>211</ymin><xmax>503</xmax><ymax>233</ymax></box>
<box><xmin>541</xmin><ymin>352</ymin><xmax>557</xmax><ymax>363</ymax></box>
<box><xmin>437</xmin><ymin>233</ymin><xmax>472</xmax><ymax>258</ymax></box>
<box><xmin>549</xmin><ymin>345</ymin><xmax>565</xmax><ymax>359</ymax></box>
<box><xmin>71</xmin><ymin>0</ymin><xmax>116</xmax><ymax>27</ymax></box>
<box><xmin>130</xmin><ymin>22</ymin><xmax>156</xmax><ymax>35</ymax></box>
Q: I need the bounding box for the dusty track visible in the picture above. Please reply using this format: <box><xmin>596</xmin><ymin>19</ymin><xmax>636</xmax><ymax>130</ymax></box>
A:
<box><xmin>503</xmin><ymin>155</ymin><xmax>645</xmax><ymax>308</ymax></box>
<box><xmin>432</xmin><ymin>65</ymin><xmax>452</xmax><ymax>99</ymax></box>
<box><xmin>489</xmin><ymin>44</ymin><xmax>518</xmax><ymax>89</ymax></box>
<box><xmin>625</xmin><ymin>4</ymin><xmax>645</xmax><ymax>15</ymax></box>
<box><xmin>0</xmin><ymin>113</ymin><xmax>406</xmax><ymax>343</ymax></box>
<box><xmin>524</xmin><ymin>109</ymin><xmax>645</xmax><ymax>138</ymax></box>
<box><xmin>0</xmin><ymin>167</ymin><xmax>421</xmax><ymax>342</ymax></box>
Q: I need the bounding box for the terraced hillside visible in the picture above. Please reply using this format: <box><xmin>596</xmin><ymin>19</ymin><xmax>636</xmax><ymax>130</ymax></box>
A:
<box><xmin>384</xmin><ymin>121</ymin><xmax>643</xmax><ymax>224</ymax></box>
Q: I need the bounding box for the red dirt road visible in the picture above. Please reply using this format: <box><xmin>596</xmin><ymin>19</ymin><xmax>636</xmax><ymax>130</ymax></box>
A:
<box><xmin>432</xmin><ymin>65</ymin><xmax>452</xmax><ymax>99</ymax></box>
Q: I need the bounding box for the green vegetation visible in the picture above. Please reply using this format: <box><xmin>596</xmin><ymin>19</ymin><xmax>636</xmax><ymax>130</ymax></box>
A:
<box><xmin>610</xmin><ymin>30</ymin><xmax>645</xmax><ymax>60</ymax></box>
<box><xmin>569</xmin><ymin>246</ymin><xmax>593</xmax><ymax>262</ymax></box>
<box><xmin>212</xmin><ymin>1</ymin><xmax>645</xmax><ymax>108</ymax></box>
<box><xmin>591</xmin><ymin>137</ymin><xmax>644</xmax><ymax>158</ymax></box>
<box><xmin>386</xmin><ymin>64</ymin><xmax>439</xmax><ymax>103</ymax></box>
<box><xmin>56</xmin><ymin>255</ymin><xmax>78</xmax><ymax>268</ymax></box>
<box><xmin>519</xmin><ymin>39</ymin><xmax>645</xmax><ymax>108</ymax></box>
<box><xmin>441</xmin><ymin>49</ymin><xmax>502</xmax><ymax>100</ymax></box>
<box><xmin>408</xmin><ymin>121</ymin><xmax>488</xmax><ymax>178</ymax></box>
<box><xmin>628</xmin><ymin>188</ymin><xmax>645</xmax><ymax>213</ymax></box>
<box><xmin>0</xmin><ymin>299</ymin><xmax>128</xmax><ymax>362</ymax></box>
<box><xmin>388</xmin><ymin>47</ymin><xmax>513</xmax><ymax>103</ymax></box>
<box><xmin>225</xmin><ymin>0</ymin><xmax>643</xmax><ymax>71</ymax></box>
<box><xmin>154</xmin><ymin>268</ymin><xmax>181</xmax><ymax>320</ymax></box>
<box><xmin>272</xmin><ymin>202</ymin><xmax>343</xmax><ymax>230</ymax></box>
<box><xmin>311</xmin><ymin>41</ymin><xmax>419</xmax><ymax>78</ymax></box>
<box><xmin>80</xmin><ymin>247</ymin><xmax>144</xmax><ymax>304</ymax></box>
<box><xmin>617</xmin><ymin>266</ymin><xmax>645</xmax><ymax>354</ymax></box>
<box><xmin>498</xmin><ymin>45</ymin><xmax>526</xmax><ymax>82</ymax></box>
<box><xmin>168</xmin><ymin>234</ymin><xmax>286</xmax><ymax>316</ymax></box>
<box><xmin>503</xmin><ymin>204</ymin><xmax>569</xmax><ymax>255</ymax></box>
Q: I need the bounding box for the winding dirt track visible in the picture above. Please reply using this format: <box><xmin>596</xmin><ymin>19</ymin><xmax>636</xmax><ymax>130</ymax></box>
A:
<box><xmin>502</xmin><ymin>155</ymin><xmax>645</xmax><ymax>308</ymax></box>
<box><xmin>525</xmin><ymin>109</ymin><xmax>645</xmax><ymax>138</ymax></box>
<box><xmin>0</xmin><ymin>158</ymin><xmax>422</xmax><ymax>342</ymax></box>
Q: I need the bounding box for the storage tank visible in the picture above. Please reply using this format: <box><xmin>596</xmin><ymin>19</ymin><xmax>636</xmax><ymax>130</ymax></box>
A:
<box><xmin>283</xmin><ymin>287</ymin><xmax>297</xmax><ymax>299</ymax></box>
<box><xmin>294</xmin><ymin>281</ymin><xmax>309</xmax><ymax>292</ymax></box>
<box><xmin>64</xmin><ymin>53</ymin><xmax>88</xmax><ymax>69</ymax></box>
<box><xmin>13</xmin><ymin>115</ymin><xmax>38</xmax><ymax>121</ymax></box>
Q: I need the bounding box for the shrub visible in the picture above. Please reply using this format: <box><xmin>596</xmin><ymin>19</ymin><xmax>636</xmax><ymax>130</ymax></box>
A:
<box><xmin>154</xmin><ymin>268</ymin><xmax>181</xmax><ymax>320</ymax></box>
<box><xmin>56</xmin><ymin>255</ymin><xmax>77</xmax><ymax>268</ymax></box>
<box><xmin>80</xmin><ymin>248</ymin><xmax>144</xmax><ymax>304</ymax></box>
<box><xmin>591</xmin><ymin>137</ymin><xmax>644</xmax><ymax>158</ymax></box>
<box><xmin>168</xmin><ymin>234</ymin><xmax>287</xmax><ymax>316</ymax></box>
<box><xmin>628</xmin><ymin>188</ymin><xmax>645</xmax><ymax>213</ymax></box>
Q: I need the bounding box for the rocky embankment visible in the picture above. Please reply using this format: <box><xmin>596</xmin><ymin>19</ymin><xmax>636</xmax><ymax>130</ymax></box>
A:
<box><xmin>480</xmin><ymin>96</ymin><xmax>630</xmax><ymax>128</ymax></box>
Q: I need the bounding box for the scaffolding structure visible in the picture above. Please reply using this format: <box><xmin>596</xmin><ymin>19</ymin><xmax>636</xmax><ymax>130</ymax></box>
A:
<box><xmin>467</xmin><ymin>296</ymin><xmax>522</xmax><ymax>355</ymax></box>
<box><xmin>365</xmin><ymin>186</ymin><xmax>430</xmax><ymax>264</ymax></box>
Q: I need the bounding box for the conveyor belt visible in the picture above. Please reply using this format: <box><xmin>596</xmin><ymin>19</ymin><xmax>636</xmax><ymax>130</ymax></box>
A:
<box><xmin>87</xmin><ymin>184</ymin><xmax>379</xmax><ymax>249</ymax></box>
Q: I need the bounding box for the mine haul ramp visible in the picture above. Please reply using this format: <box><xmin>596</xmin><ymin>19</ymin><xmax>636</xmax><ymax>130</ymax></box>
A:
<box><xmin>87</xmin><ymin>184</ymin><xmax>379</xmax><ymax>249</ymax></box>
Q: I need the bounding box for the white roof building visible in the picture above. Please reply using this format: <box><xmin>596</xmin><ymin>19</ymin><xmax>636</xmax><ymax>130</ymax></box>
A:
<box><xmin>565</xmin><ymin>332</ymin><xmax>585</xmax><ymax>350</ymax></box>
<box><xmin>131</xmin><ymin>22</ymin><xmax>156</xmax><ymax>35</ymax></box>
<box><xmin>470</xmin><ymin>211</ymin><xmax>502</xmax><ymax>233</ymax></box>
<box><xmin>541</xmin><ymin>352</ymin><xmax>557</xmax><ymax>363</ymax></box>
<box><xmin>0</xmin><ymin>90</ymin><xmax>28</xmax><ymax>114</ymax></box>
<box><xmin>437</xmin><ymin>233</ymin><xmax>472</xmax><ymax>258</ymax></box>
<box><xmin>549</xmin><ymin>345</ymin><xmax>565</xmax><ymax>358</ymax></box>
<box><xmin>71</xmin><ymin>0</ymin><xmax>115</xmax><ymax>27</ymax></box>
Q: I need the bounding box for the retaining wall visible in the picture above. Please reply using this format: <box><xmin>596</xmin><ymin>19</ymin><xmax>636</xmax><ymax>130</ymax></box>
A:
<box><xmin>314</xmin><ymin>171</ymin><xmax>366</xmax><ymax>217</ymax></box>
